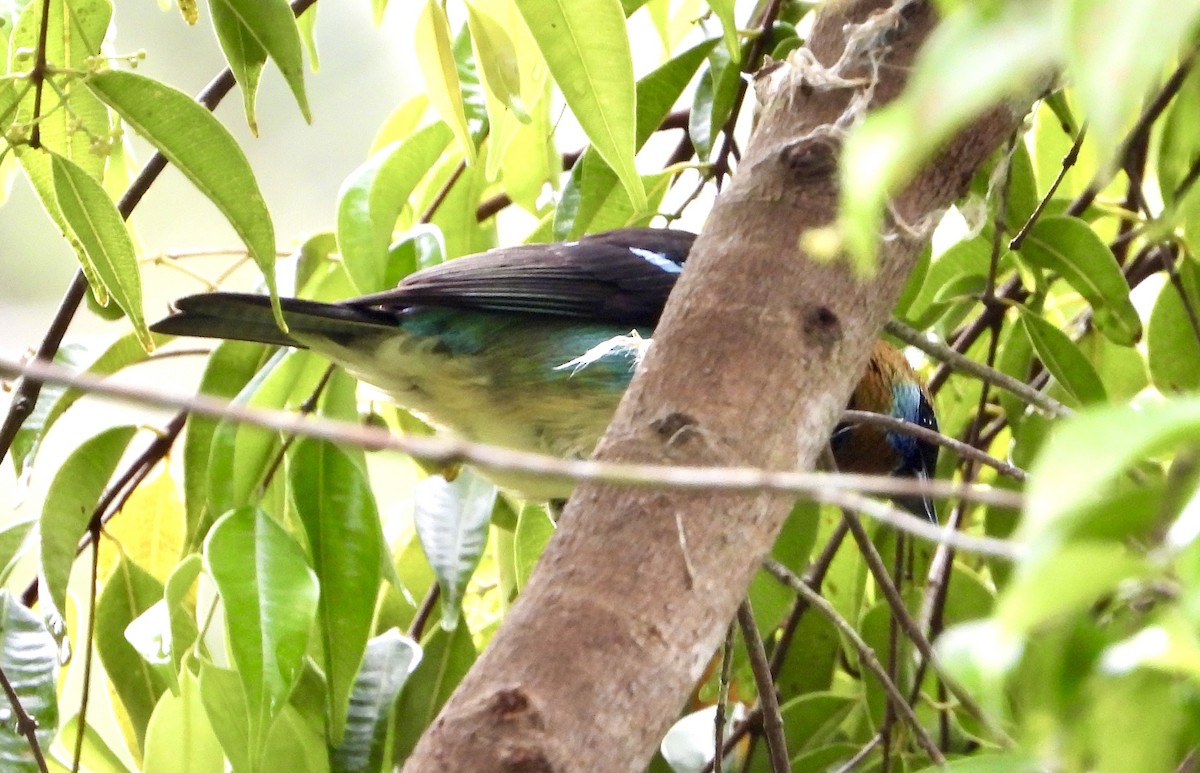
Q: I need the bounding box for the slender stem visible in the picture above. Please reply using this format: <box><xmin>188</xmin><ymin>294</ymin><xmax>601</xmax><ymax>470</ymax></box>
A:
<box><xmin>70</xmin><ymin>533</ymin><xmax>100</xmax><ymax>773</ymax></box>
<box><xmin>408</xmin><ymin>585</ymin><xmax>441</xmax><ymax>641</ymax></box>
<box><xmin>736</xmin><ymin>601</ymin><xmax>789</xmax><ymax>773</ymax></box>
<box><xmin>713</xmin><ymin>622</ymin><xmax>736</xmax><ymax>773</ymax></box>
<box><xmin>762</xmin><ymin>559</ymin><xmax>946</xmax><ymax>765</ymax></box>
<box><xmin>887</xmin><ymin>319</ymin><xmax>1070</xmax><ymax>418</ymax></box>
<box><xmin>0</xmin><ymin>355</ymin><xmax>1032</xmax><ymax>528</ymax></box>
<box><xmin>0</xmin><ymin>661</ymin><xmax>49</xmax><ymax>773</ymax></box>
<box><xmin>26</xmin><ymin>0</ymin><xmax>53</xmax><ymax>149</ymax></box>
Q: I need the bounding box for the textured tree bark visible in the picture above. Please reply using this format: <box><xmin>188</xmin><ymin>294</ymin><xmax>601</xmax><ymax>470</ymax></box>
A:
<box><xmin>403</xmin><ymin>1</ymin><xmax>1025</xmax><ymax>770</ymax></box>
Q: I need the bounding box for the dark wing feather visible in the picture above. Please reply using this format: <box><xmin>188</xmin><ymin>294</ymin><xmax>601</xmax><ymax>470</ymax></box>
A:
<box><xmin>345</xmin><ymin>227</ymin><xmax>695</xmax><ymax>325</ymax></box>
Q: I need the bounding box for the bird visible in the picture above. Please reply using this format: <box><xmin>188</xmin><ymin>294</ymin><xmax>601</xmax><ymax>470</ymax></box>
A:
<box><xmin>151</xmin><ymin>227</ymin><xmax>939</xmax><ymax>519</ymax></box>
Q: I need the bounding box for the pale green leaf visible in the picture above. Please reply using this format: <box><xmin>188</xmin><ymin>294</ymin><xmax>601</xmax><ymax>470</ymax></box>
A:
<box><xmin>40</xmin><ymin>426</ymin><xmax>137</xmax><ymax>621</ymax></box>
<box><xmin>209</xmin><ymin>0</ymin><xmax>267</xmax><ymax>133</ymax></box>
<box><xmin>1025</xmin><ymin>398</ymin><xmax>1200</xmax><ymax>535</ymax></box>
<box><xmin>86</xmin><ymin>70</ymin><xmax>283</xmax><ymax>327</ymax></box>
<box><xmin>50</xmin><ymin>154</ymin><xmax>151</xmax><ymax>348</ymax></box>
<box><xmin>1018</xmin><ymin>215</ymin><xmax>1142</xmax><ymax>346</ymax></box>
<box><xmin>840</xmin><ymin>3</ymin><xmax>1055</xmax><ymax>267</ymax></box>
<box><xmin>204</xmin><ymin>507</ymin><xmax>319</xmax><ymax>761</ymax></box>
<box><xmin>412</xmin><ymin>469</ymin><xmax>496</xmax><ymax>631</ymax></box>
<box><xmin>415</xmin><ymin>0</ymin><xmax>477</xmax><ymax>163</ymax></box>
<box><xmin>336</xmin><ymin>121</ymin><xmax>453</xmax><ymax>293</ymax></box>
<box><xmin>212</xmin><ymin>0</ymin><xmax>310</xmax><ymax>121</ymax></box>
<box><xmin>516</xmin><ymin>0</ymin><xmax>644</xmax><ymax>210</ymax></box>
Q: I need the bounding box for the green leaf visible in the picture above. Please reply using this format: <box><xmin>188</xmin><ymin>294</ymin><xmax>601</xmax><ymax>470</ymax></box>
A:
<box><xmin>413</xmin><ymin>469</ymin><xmax>496</xmax><ymax>630</ymax></box>
<box><xmin>1025</xmin><ymin>398</ymin><xmax>1200</xmax><ymax>536</ymax></box>
<box><xmin>40</xmin><ymin>425</ymin><xmax>137</xmax><ymax>621</ymax></box>
<box><xmin>778</xmin><ymin>692</ymin><xmax>855</xmax><ymax>754</ymax></box>
<box><xmin>142</xmin><ymin>668</ymin><xmax>225</xmax><ymax>773</ymax></box>
<box><xmin>465</xmin><ymin>0</ymin><xmax>528</xmax><ymax>121</ymax></box>
<box><xmin>211</xmin><ymin>0</ymin><xmax>310</xmax><ymax>121</ymax></box>
<box><xmin>997</xmin><ymin>543</ymin><xmax>1148</xmax><ymax>633</ymax></box>
<box><xmin>689</xmin><ymin>44</ymin><xmax>740</xmax><ymax>161</ymax></box>
<box><xmin>516</xmin><ymin>0</ymin><xmax>644</xmax><ymax>210</ymax></box>
<box><xmin>708</xmin><ymin>0</ymin><xmax>739</xmax><ymax>63</ymax></box>
<box><xmin>840</xmin><ymin>3</ymin><xmax>1055</xmax><ymax>267</ymax></box>
<box><xmin>290</xmin><ymin>439</ymin><xmax>384</xmax><ymax>746</ymax></box>
<box><xmin>50</xmin><ymin>153</ymin><xmax>152</xmax><ymax>348</ymax></box>
<box><xmin>12</xmin><ymin>0</ymin><xmax>112</xmax><ymax>178</ymax></box>
<box><xmin>182</xmin><ymin>341</ymin><xmax>269</xmax><ymax>551</ymax></box>
<box><xmin>204</xmin><ymin>507</ymin><xmax>319</xmax><ymax>762</ymax></box>
<box><xmin>1018</xmin><ymin>309</ymin><xmax>1107</xmax><ymax>407</ymax></box>
<box><xmin>9</xmin><ymin>342</ymin><xmax>92</xmax><ymax>486</ymax></box>
<box><xmin>0</xmin><ymin>592</ymin><xmax>57</xmax><ymax>773</ymax></box>
<box><xmin>207</xmin><ymin>348</ymin><xmax>325</xmax><ymax>516</ymax></box>
<box><xmin>1018</xmin><ymin>215</ymin><xmax>1142</xmax><ymax>346</ymax></box>
<box><xmin>297</xmin><ymin>3</ymin><xmax>318</xmax><ymax>71</ymax></box>
<box><xmin>96</xmin><ymin>557</ymin><xmax>170</xmax><ymax>751</ymax></box>
<box><xmin>336</xmin><ymin>121</ymin><xmax>453</xmax><ymax>293</ymax></box>
<box><xmin>392</xmin><ymin>619</ymin><xmax>476</xmax><ymax>761</ymax></box>
<box><xmin>415</xmin><ymin>0</ymin><xmax>477</xmax><ymax>163</ymax></box>
<box><xmin>555</xmin><ymin>38</ymin><xmax>715</xmax><ymax>238</ymax></box>
<box><xmin>1148</xmin><ymin>263</ymin><xmax>1200</xmax><ymax>394</ymax></box>
<box><xmin>199</xmin><ymin>663</ymin><xmax>251</xmax><ymax>772</ymax></box>
<box><xmin>513</xmin><ymin>503</ymin><xmax>554</xmax><ymax>590</ymax></box>
<box><xmin>87</xmin><ymin>70</ymin><xmax>283</xmax><ymax>327</ymax></box>
<box><xmin>209</xmin><ymin>0</ymin><xmax>268</xmax><ymax>133</ymax></box>
<box><xmin>1061</xmin><ymin>0</ymin><xmax>1200</xmax><ymax>169</ymax></box>
<box><xmin>0</xmin><ymin>520</ymin><xmax>33</xmax><ymax>588</ymax></box>
<box><xmin>163</xmin><ymin>554</ymin><xmax>203</xmax><ymax>671</ymax></box>
<box><xmin>331</xmin><ymin>629</ymin><xmax>421</xmax><ymax>773</ymax></box>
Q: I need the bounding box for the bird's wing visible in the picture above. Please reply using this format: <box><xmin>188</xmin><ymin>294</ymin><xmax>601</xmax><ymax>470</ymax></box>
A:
<box><xmin>345</xmin><ymin>227</ymin><xmax>696</xmax><ymax>326</ymax></box>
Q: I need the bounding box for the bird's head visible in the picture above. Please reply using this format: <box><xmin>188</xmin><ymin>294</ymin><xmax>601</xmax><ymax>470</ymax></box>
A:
<box><xmin>832</xmin><ymin>342</ymin><xmax>939</xmax><ymax>523</ymax></box>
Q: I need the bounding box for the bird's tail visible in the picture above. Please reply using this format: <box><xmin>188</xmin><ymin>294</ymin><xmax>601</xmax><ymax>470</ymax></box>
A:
<box><xmin>150</xmin><ymin>293</ymin><xmax>398</xmax><ymax>349</ymax></box>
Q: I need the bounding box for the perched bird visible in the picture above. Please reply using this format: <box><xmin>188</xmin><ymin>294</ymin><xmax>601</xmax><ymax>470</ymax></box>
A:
<box><xmin>151</xmin><ymin>228</ymin><xmax>938</xmax><ymax>518</ymax></box>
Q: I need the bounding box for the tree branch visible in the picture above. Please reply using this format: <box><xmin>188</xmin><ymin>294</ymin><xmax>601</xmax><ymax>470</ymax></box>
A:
<box><xmin>401</xmin><ymin>1</ymin><xmax>1029</xmax><ymax>769</ymax></box>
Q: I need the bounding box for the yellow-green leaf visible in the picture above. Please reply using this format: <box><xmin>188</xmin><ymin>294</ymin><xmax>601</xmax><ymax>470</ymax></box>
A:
<box><xmin>212</xmin><ymin>0</ymin><xmax>310</xmax><ymax>122</ymax></box>
<box><xmin>416</xmin><ymin>0</ymin><xmax>477</xmax><ymax>163</ymax></box>
<box><xmin>466</xmin><ymin>0</ymin><xmax>529</xmax><ymax>122</ymax></box>
<box><xmin>50</xmin><ymin>153</ymin><xmax>152</xmax><ymax>348</ymax></box>
<box><xmin>516</xmin><ymin>0</ymin><xmax>644</xmax><ymax>210</ymax></box>
<box><xmin>87</xmin><ymin>70</ymin><xmax>283</xmax><ymax>328</ymax></box>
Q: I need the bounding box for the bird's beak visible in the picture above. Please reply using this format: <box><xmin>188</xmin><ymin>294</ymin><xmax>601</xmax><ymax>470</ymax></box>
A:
<box><xmin>895</xmin><ymin>468</ymin><xmax>938</xmax><ymax>524</ymax></box>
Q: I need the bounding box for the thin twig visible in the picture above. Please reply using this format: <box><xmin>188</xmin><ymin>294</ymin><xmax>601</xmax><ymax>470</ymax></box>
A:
<box><xmin>887</xmin><ymin>318</ymin><xmax>1071</xmax><ymax>418</ymax></box>
<box><xmin>841</xmin><ymin>410</ymin><xmax>1025</xmax><ymax>481</ymax></box>
<box><xmin>713</xmin><ymin>622</ymin><xmax>736</xmax><ymax>773</ymax></box>
<box><xmin>1009</xmin><ymin>125</ymin><xmax>1086</xmax><ymax>251</ymax></box>
<box><xmin>26</xmin><ymin>0</ymin><xmax>53</xmax><ymax>149</ymax></box>
<box><xmin>736</xmin><ymin>601</ymin><xmax>789</xmax><ymax>773</ymax></box>
<box><xmin>0</xmin><ymin>355</ymin><xmax>1029</xmax><ymax>559</ymax></box>
<box><xmin>21</xmin><ymin>413</ymin><xmax>187</xmax><ymax>608</ymax></box>
<box><xmin>0</xmin><ymin>662</ymin><xmax>48</xmax><ymax>773</ymax></box>
<box><xmin>408</xmin><ymin>585</ymin><xmax>440</xmax><ymax>641</ymax></box>
<box><xmin>70</xmin><ymin>533</ymin><xmax>100</xmax><ymax>773</ymax></box>
<box><xmin>762</xmin><ymin>558</ymin><xmax>946</xmax><ymax>765</ymax></box>
<box><xmin>836</xmin><ymin>507</ymin><xmax>1010</xmax><ymax>744</ymax></box>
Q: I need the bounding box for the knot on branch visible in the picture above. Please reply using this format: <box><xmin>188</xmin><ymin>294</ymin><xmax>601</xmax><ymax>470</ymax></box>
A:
<box><xmin>781</xmin><ymin>136</ymin><xmax>840</xmax><ymax>182</ymax></box>
<box><xmin>802</xmin><ymin>305</ymin><xmax>843</xmax><ymax>352</ymax></box>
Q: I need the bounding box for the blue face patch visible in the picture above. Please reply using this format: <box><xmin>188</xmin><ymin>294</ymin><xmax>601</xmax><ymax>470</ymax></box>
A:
<box><xmin>629</xmin><ymin>247</ymin><xmax>683</xmax><ymax>274</ymax></box>
<box><xmin>887</xmin><ymin>381</ymin><xmax>933</xmax><ymax>475</ymax></box>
